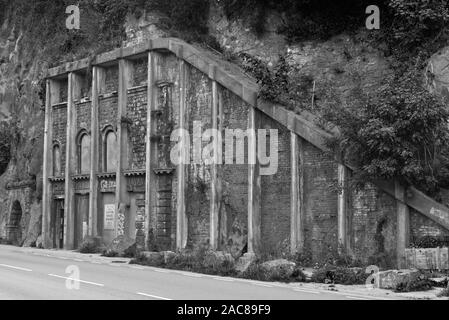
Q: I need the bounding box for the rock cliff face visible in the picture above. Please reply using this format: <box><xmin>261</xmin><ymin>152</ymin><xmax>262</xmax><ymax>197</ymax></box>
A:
<box><xmin>0</xmin><ymin>2</ymin><xmax>445</xmax><ymax>246</ymax></box>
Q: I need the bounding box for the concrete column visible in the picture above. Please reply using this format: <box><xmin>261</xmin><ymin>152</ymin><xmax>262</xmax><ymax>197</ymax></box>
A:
<box><xmin>395</xmin><ymin>180</ymin><xmax>410</xmax><ymax>269</ymax></box>
<box><xmin>290</xmin><ymin>133</ymin><xmax>304</xmax><ymax>254</ymax></box>
<box><xmin>145</xmin><ymin>52</ymin><xmax>158</xmax><ymax>249</ymax></box>
<box><xmin>144</xmin><ymin>52</ymin><xmax>154</xmax><ymax>249</ymax></box>
<box><xmin>176</xmin><ymin>60</ymin><xmax>188</xmax><ymax>250</ymax></box>
<box><xmin>115</xmin><ymin>59</ymin><xmax>134</xmax><ymax>238</ymax></box>
<box><xmin>338</xmin><ymin>164</ymin><xmax>349</xmax><ymax>252</ymax></box>
<box><xmin>42</xmin><ymin>79</ymin><xmax>59</xmax><ymax>248</ymax></box>
<box><xmin>64</xmin><ymin>72</ymin><xmax>82</xmax><ymax>249</ymax></box>
<box><xmin>209</xmin><ymin>79</ymin><xmax>222</xmax><ymax>250</ymax></box>
<box><xmin>88</xmin><ymin>66</ymin><xmax>105</xmax><ymax>237</ymax></box>
<box><xmin>247</xmin><ymin>106</ymin><xmax>261</xmax><ymax>254</ymax></box>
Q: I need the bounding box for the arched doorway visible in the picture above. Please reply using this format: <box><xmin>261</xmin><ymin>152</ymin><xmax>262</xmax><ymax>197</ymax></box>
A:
<box><xmin>7</xmin><ymin>201</ymin><xmax>23</xmax><ymax>245</ymax></box>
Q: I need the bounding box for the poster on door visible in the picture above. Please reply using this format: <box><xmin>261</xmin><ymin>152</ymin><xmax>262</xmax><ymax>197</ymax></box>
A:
<box><xmin>104</xmin><ymin>204</ymin><xmax>115</xmax><ymax>230</ymax></box>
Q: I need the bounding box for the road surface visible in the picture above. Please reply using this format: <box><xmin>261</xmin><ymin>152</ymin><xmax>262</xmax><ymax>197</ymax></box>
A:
<box><xmin>0</xmin><ymin>244</ymin><xmax>396</xmax><ymax>300</ymax></box>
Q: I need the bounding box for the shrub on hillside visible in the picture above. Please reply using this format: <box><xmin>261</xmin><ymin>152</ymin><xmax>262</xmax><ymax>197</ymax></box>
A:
<box><xmin>323</xmin><ymin>71</ymin><xmax>449</xmax><ymax>197</ymax></box>
<box><xmin>394</xmin><ymin>273</ymin><xmax>433</xmax><ymax>293</ymax></box>
<box><xmin>311</xmin><ymin>266</ymin><xmax>368</xmax><ymax>285</ymax></box>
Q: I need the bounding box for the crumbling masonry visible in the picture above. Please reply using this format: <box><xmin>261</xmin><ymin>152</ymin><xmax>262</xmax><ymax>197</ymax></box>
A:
<box><xmin>39</xmin><ymin>38</ymin><xmax>449</xmax><ymax>268</ymax></box>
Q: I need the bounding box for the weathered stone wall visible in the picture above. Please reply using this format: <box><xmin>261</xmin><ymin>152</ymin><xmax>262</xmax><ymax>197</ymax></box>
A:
<box><xmin>302</xmin><ymin>139</ymin><xmax>338</xmax><ymax>261</ymax></box>
<box><xmin>127</xmin><ymin>86</ymin><xmax>147</xmax><ymax>170</ymax></box>
<box><xmin>52</xmin><ymin>104</ymin><xmax>67</xmax><ymax>175</ymax></box>
<box><xmin>259</xmin><ymin>111</ymin><xmax>291</xmax><ymax>257</ymax></box>
<box><xmin>133</xmin><ymin>57</ymin><xmax>148</xmax><ymax>87</ymax></box>
<box><xmin>350</xmin><ymin>184</ymin><xmax>397</xmax><ymax>267</ymax></box>
<box><xmin>410</xmin><ymin>209</ymin><xmax>449</xmax><ymax>241</ymax></box>
<box><xmin>185</xmin><ymin>64</ymin><xmax>212</xmax><ymax>247</ymax></box>
<box><xmin>99</xmin><ymin>95</ymin><xmax>118</xmax><ymax>130</ymax></box>
<box><xmin>104</xmin><ymin>66</ymin><xmax>119</xmax><ymax>93</ymax></box>
<box><xmin>76</xmin><ymin>101</ymin><xmax>91</xmax><ymax>133</ymax></box>
<box><xmin>219</xmin><ymin>85</ymin><xmax>248</xmax><ymax>256</ymax></box>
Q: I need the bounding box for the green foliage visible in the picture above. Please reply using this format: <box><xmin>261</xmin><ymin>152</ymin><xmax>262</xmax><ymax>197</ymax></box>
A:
<box><xmin>78</xmin><ymin>239</ymin><xmax>101</xmax><ymax>253</ymax></box>
<box><xmin>311</xmin><ymin>266</ymin><xmax>368</xmax><ymax>285</ymax></box>
<box><xmin>385</xmin><ymin>0</ymin><xmax>449</xmax><ymax>58</ymax></box>
<box><xmin>219</xmin><ymin>0</ymin><xmax>380</xmax><ymax>41</ymax></box>
<box><xmin>394</xmin><ymin>273</ymin><xmax>433</xmax><ymax>292</ymax></box>
<box><xmin>238</xmin><ymin>262</ymin><xmax>306</xmax><ymax>282</ymax></box>
<box><xmin>102</xmin><ymin>249</ymin><xmax>119</xmax><ymax>257</ymax></box>
<box><xmin>131</xmin><ymin>246</ymin><xmax>238</xmax><ymax>277</ymax></box>
<box><xmin>323</xmin><ymin>70</ymin><xmax>449</xmax><ymax>196</ymax></box>
<box><xmin>438</xmin><ymin>287</ymin><xmax>449</xmax><ymax>297</ymax></box>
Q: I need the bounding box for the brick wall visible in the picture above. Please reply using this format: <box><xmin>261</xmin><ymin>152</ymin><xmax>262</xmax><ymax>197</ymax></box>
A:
<box><xmin>127</xmin><ymin>87</ymin><xmax>147</xmax><ymax>170</ymax></box>
<box><xmin>219</xmin><ymin>85</ymin><xmax>248</xmax><ymax>256</ymax></box>
<box><xmin>133</xmin><ymin>57</ymin><xmax>148</xmax><ymax>87</ymax></box>
<box><xmin>52</xmin><ymin>104</ymin><xmax>67</xmax><ymax>174</ymax></box>
<box><xmin>59</xmin><ymin>81</ymin><xmax>68</xmax><ymax>103</ymax></box>
<box><xmin>161</xmin><ymin>54</ymin><xmax>181</xmax><ymax>249</ymax></box>
<box><xmin>104</xmin><ymin>66</ymin><xmax>119</xmax><ymax>93</ymax></box>
<box><xmin>259</xmin><ymin>111</ymin><xmax>291</xmax><ymax>257</ymax></box>
<box><xmin>350</xmin><ymin>183</ymin><xmax>397</xmax><ymax>267</ymax></box>
<box><xmin>185</xmin><ymin>64</ymin><xmax>212</xmax><ymax>247</ymax></box>
<box><xmin>302</xmin><ymin>139</ymin><xmax>338</xmax><ymax>262</ymax></box>
<box><xmin>410</xmin><ymin>209</ymin><xmax>449</xmax><ymax>242</ymax></box>
<box><xmin>99</xmin><ymin>94</ymin><xmax>118</xmax><ymax>130</ymax></box>
<box><xmin>76</xmin><ymin>101</ymin><xmax>91</xmax><ymax>132</ymax></box>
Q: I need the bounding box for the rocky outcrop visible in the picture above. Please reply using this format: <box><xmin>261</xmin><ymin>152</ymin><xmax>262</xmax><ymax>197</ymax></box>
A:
<box><xmin>260</xmin><ymin>259</ymin><xmax>297</xmax><ymax>279</ymax></box>
<box><xmin>378</xmin><ymin>269</ymin><xmax>422</xmax><ymax>289</ymax></box>
<box><xmin>106</xmin><ymin>235</ymin><xmax>135</xmax><ymax>256</ymax></box>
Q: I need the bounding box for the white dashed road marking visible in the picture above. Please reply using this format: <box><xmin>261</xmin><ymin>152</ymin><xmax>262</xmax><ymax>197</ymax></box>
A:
<box><xmin>47</xmin><ymin>274</ymin><xmax>104</xmax><ymax>287</ymax></box>
<box><xmin>0</xmin><ymin>264</ymin><xmax>32</xmax><ymax>272</ymax></box>
<box><xmin>213</xmin><ymin>277</ymin><xmax>234</xmax><ymax>282</ymax></box>
<box><xmin>346</xmin><ymin>296</ymin><xmax>369</xmax><ymax>300</ymax></box>
<box><xmin>137</xmin><ymin>292</ymin><xmax>172</xmax><ymax>300</ymax></box>
<box><xmin>294</xmin><ymin>288</ymin><xmax>321</xmax><ymax>294</ymax></box>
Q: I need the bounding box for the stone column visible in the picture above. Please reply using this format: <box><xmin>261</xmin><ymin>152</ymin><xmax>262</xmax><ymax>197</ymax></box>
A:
<box><xmin>395</xmin><ymin>180</ymin><xmax>410</xmax><ymax>269</ymax></box>
<box><xmin>64</xmin><ymin>72</ymin><xmax>82</xmax><ymax>249</ymax></box>
<box><xmin>145</xmin><ymin>51</ymin><xmax>158</xmax><ymax>249</ymax></box>
<box><xmin>337</xmin><ymin>164</ymin><xmax>349</xmax><ymax>252</ymax></box>
<box><xmin>209</xmin><ymin>75</ymin><xmax>222</xmax><ymax>250</ymax></box>
<box><xmin>115</xmin><ymin>59</ymin><xmax>134</xmax><ymax>238</ymax></box>
<box><xmin>42</xmin><ymin>79</ymin><xmax>59</xmax><ymax>248</ymax></box>
<box><xmin>247</xmin><ymin>106</ymin><xmax>261</xmax><ymax>255</ymax></box>
<box><xmin>88</xmin><ymin>66</ymin><xmax>105</xmax><ymax>237</ymax></box>
<box><xmin>290</xmin><ymin>133</ymin><xmax>304</xmax><ymax>254</ymax></box>
<box><xmin>176</xmin><ymin>60</ymin><xmax>188</xmax><ymax>250</ymax></box>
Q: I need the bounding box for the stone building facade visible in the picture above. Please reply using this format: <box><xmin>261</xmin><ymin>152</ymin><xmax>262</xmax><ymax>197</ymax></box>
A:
<box><xmin>41</xmin><ymin>38</ymin><xmax>449</xmax><ymax>268</ymax></box>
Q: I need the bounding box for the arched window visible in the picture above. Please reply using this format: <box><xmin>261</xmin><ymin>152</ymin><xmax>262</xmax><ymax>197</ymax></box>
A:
<box><xmin>78</xmin><ymin>133</ymin><xmax>91</xmax><ymax>174</ymax></box>
<box><xmin>53</xmin><ymin>144</ymin><xmax>61</xmax><ymax>176</ymax></box>
<box><xmin>104</xmin><ymin>130</ymin><xmax>118</xmax><ymax>172</ymax></box>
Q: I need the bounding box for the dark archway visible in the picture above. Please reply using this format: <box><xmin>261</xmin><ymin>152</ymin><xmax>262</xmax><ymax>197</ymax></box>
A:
<box><xmin>7</xmin><ymin>201</ymin><xmax>23</xmax><ymax>245</ymax></box>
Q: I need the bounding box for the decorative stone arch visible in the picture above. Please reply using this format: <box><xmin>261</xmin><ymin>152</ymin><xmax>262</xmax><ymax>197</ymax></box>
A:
<box><xmin>101</xmin><ymin>125</ymin><xmax>118</xmax><ymax>173</ymax></box>
<box><xmin>76</xmin><ymin>129</ymin><xmax>91</xmax><ymax>174</ymax></box>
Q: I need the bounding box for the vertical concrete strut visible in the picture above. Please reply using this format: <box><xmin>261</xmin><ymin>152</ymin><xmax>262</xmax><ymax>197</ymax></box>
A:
<box><xmin>290</xmin><ymin>133</ymin><xmax>305</xmax><ymax>254</ymax></box>
<box><xmin>88</xmin><ymin>67</ymin><xmax>100</xmax><ymax>237</ymax></box>
<box><xmin>176</xmin><ymin>60</ymin><xmax>188</xmax><ymax>250</ymax></box>
<box><xmin>210</xmin><ymin>79</ymin><xmax>221</xmax><ymax>249</ymax></box>
<box><xmin>395</xmin><ymin>180</ymin><xmax>410</xmax><ymax>269</ymax></box>
<box><xmin>64</xmin><ymin>72</ymin><xmax>81</xmax><ymax>249</ymax></box>
<box><xmin>115</xmin><ymin>59</ymin><xmax>134</xmax><ymax>238</ymax></box>
<box><xmin>42</xmin><ymin>80</ymin><xmax>57</xmax><ymax>248</ymax></box>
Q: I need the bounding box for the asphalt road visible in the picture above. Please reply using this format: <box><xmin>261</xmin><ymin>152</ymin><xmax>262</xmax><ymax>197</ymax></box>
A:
<box><xmin>0</xmin><ymin>245</ymin><xmax>394</xmax><ymax>300</ymax></box>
